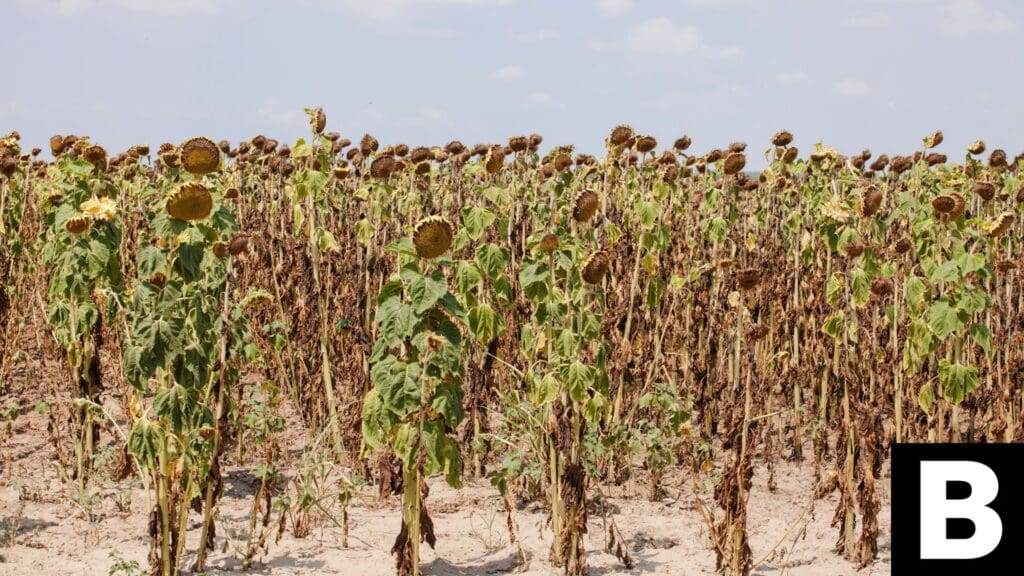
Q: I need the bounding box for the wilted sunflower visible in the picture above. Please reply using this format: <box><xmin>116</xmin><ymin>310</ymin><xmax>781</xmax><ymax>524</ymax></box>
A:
<box><xmin>894</xmin><ymin>237</ymin><xmax>913</xmax><ymax>254</ymax></box>
<box><xmin>310</xmin><ymin>107</ymin><xmax>327</xmax><ymax>134</ymax></box>
<box><xmin>986</xmin><ymin>212</ymin><xmax>1015</xmax><ymax>238</ymax></box>
<box><xmin>781</xmin><ymin>146</ymin><xmax>799</xmax><ymax>164</ymax></box>
<box><xmin>83</xmin><ymin>144</ymin><xmax>107</xmax><ymax>171</ymax></box>
<box><xmin>485</xmin><ymin>149</ymin><xmax>505</xmax><ymax>174</ymax></box>
<box><xmin>843</xmin><ymin>241</ymin><xmax>864</xmax><ymax>258</ymax></box>
<box><xmin>224</xmin><ymin>187</ymin><xmax>240</xmax><ymax>199</ymax></box>
<box><xmin>974</xmin><ymin>181</ymin><xmax>996</xmax><ymax>202</ymax></box>
<box><xmin>537</xmin><ymin>233</ymin><xmax>560</xmax><ymax>253</ymax></box>
<box><xmin>213</xmin><ymin>241</ymin><xmax>229</xmax><ymax>258</ymax></box>
<box><xmin>968</xmin><ymin>140</ymin><xmax>986</xmax><ymax>155</ymax></box>
<box><xmin>80</xmin><ymin>196</ymin><xmax>117</xmax><ymax>221</ymax></box>
<box><xmin>862</xmin><ymin>186</ymin><xmax>883</xmax><ymax>217</ymax></box>
<box><xmin>572</xmin><ymin>189</ymin><xmax>600</xmax><ymax>223</ymax></box>
<box><xmin>746</xmin><ymin>324</ymin><xmax>769</xmax><ymax>341</ymax></box>
<box><xmin>166</xmin><ymin>182</ymin><xmax>214</xmax><ymax>221</ymax></box>
<box><xmin>772</xmin><ymin>130</ymin><xmax>794</xmax><ymax>147</ymax></box>
<box><xmin>445</xmin><ymin>140</ymin><xmax>466</xmax><ymax>155</ymax></box>
<box><xmin>413</xmin><ymin>216</ymin><xmax>455</xmax><ymax>259</ymax></box>
<box><xmin>989</xmin><ymin>149</ymin><xmax>1008</xmax><ymax>169</ymax></box>
<box><xmin>508</xmin><ymin>136</ymin><xmax>529</xmax><ymax>153</ymax></box>
<box><xmin>609</xmin><ymin>125</ymin><xmax>634</xmax><ymax>147</ymax></box>
<box><xmin>581</xmin><ymin>250</ymin><xmax>610</xmax><ymax>284</ymax></box>
<box><xmin>736</xmin><ymin>268</ymin><xmax>760</xmax><ymax>291</ymax></box>
<box><xmin>635</xmin><ymin>135</ymin><xmax>658</xmax><ymax>154</ymax></box>
<box><xmin>369</xmin><ymin>155</ymin><xmax>397</xmax><ymax>179</ymax></box>
<box><xmin>228</xmin><ymin>233</ymin><xmax>250</xmax><ymax>255</ymax></box>
<box><xmin>924</xmin><ymin>130</ymin><xmax>943</xmax><ymax>149</ymax></box>
<box><xmin>870</xmin><ymin>277</ymin><xmax>894</xmax><ymax>298</ymax></box>
<box><xmin>360</xmin><ymin>133</ymin><xmax>379</xmax><ymax>156</ymax></box>
<box><xmin>180</xmin><ymin>137</ymin><xmax>220</xmax><ymax>175</ymax></box>
<box><xmin>931</xmin><ymin>195</ymin><xmax>956</xmax><ymax>214</ymax></box>
<box><xmin>65</xmin><ymin>215</ymin><xmax>92</xmax><ymax>235</ymax></box>
<box><xmin>723</xmin><ymin>153</ymin><xmax>746</xmax><ymax>175</ymax></box>
<box><xmin>996</xmin><ymin>260</ymin><xmax>1017</xmax><ymax>274</ymax></box>
<box><xmin>673</xmin><ymin>135</ymin><xmax>692</xmax><ymax>151</ymax></box>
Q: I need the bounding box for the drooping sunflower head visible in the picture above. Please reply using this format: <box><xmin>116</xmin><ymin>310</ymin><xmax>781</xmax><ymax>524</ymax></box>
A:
<box><xmin>508</xmin><ymin>136</ymin><xmax>529</xmax><ymax>153</ymax></box>
<box><xmin>673</xmin><ymin>135</ymin><xmax>692</xmax><ymax>151</ymax></box>
<box><xmin>572</xmin><ymin>189</ymin><xmax>600</xmax><ymax>223</ymax></box>
<box><xmin>65</xmin><ymin>215</ymin><xmax>92</xmax><ymax>236</ymax></box>
<box><xmin>80</xmin><ymin>196</ymin><xmax>117</xmax><ymax>221</ymax></box>
<box><xmin>635</xmin><ymin>135</ymin><xmax>658</xmax><ymax>154</ymax></box>
<box><xmin>609</xmin><ymin>125</ymin><xmax>634</xmax><ymax>147</ymax></box>
<box><xmin>862</xmin><ymin>186</ymin><xmax>883</xmax><ymax>217</ymax></box>
<box><xmin>413</xmin><ymin>215</ymin><xmax>455</xmax><ymax>259</ymax></box>
<box><xmin>973</xmin><ymin>181</ymin><xmax>996</xmax><ymax>202</ymax></box>
<box><xmin>180</xmin><ymin>137</ymin><xmax>221</xmax><ymax>175</ymax></box>
<box><xmin>924</xmin><ymin>130</ymin><xmax>943</xmax><ymax>149</ymax></box>
<box><xmin>224</xmin><ymin>187</ymin><xmax>240</xmax><ymax>199</ymax></box>
<box><xmin>931</xmin><ymin>195</ymin><xmax>956</xmax><ymax>214</ymax></box>
<box><xmin>369</xmin><ymin>155</ymin><xmax>397</xmax><ymax>179</ymax></box>
<box><xmin>894</xmin><ymin>237</ymin><xmax>913</xmax><ymax>254</ymax></box>
<box><xmin>228</xmin><ymin>233</ymin><xmax>250</xmax><ymax>256</ymax></box>
<box><xmin>870</xmin><ymin>277</ymin><xmax>894</xmax><ymax>298</ymax></box>
<box><xmin>986</xmin><ymin>212</ymin><xmax>1015</xmax><ymax>238</ymax></box>
<box><xmin>360</xmin><ymin>133</ymin><xmax>379</xmax><ymax>156</ymax></box>
<box><xmin>83</xmin><ymin>145</ymin><xmax>107</xmax><ymax>170</ymax></box>
<box><xmin>213</xmin><ymin>241</ymin><xmax>229</xmax><ymax>258</ymax></box>
<box><xmin>581</xmin><ymin>250</ymin><xmax>611</xmax><ymax>284</ymax></box>
<box><xmin>967</xmin><ymin>140</ymin><xmax>986</xmax><ymax>156</ymax></box>
<box><xmin>723</xmin><ymin>153</ymin><xmax>746</xmax><ymax>175</ymax></box>
<box><xmin>772</xmin><ymin>130</ymin><xmax>794</xmax><ymax>147</ymax></box>
<box><xmin>735</xmin><ymin>267</ymin><xmax>760</xmax><ymax>291</ymax></box>
<box><xmin>781</xmin><ymin>146</ymin><xmax>799</xmax><ymax>164</ymax></box>
<box><xmin>310</xmin><ymin>107</ymin><xmax>327</xmax><ymax>134</ymax></box>
<box><xmin>537</xmin><ymin>233</ymin><xmax>560</xmax><ymax>253</ymax></box>
<box><xmin>166</xmin><ymin>182</ymin><xmax>214</xmax><ymax>222</ymax></box>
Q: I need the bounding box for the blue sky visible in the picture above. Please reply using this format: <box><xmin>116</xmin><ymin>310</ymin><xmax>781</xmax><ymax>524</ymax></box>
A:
<box><xmin>1</xmin><ymin>0</ymin><xmax>1020</xmax><ymax>166</ymax></box>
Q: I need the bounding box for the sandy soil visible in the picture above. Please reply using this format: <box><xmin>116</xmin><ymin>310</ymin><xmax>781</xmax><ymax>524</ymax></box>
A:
<box><xmin>0</xmin><ymin>395</ymin><xmax>892</xmax><ymax>576</ymax></box>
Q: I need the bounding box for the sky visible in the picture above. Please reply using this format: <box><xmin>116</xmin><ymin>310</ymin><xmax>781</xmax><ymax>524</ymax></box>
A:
<box><xmin>1</xmin><ymin>0</ymin><xmax>1021</xmax><ymax>166</ymax></box>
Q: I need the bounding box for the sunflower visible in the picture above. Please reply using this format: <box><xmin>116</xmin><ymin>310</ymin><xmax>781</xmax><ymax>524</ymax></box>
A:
<box><xmin>508</xmin><ymin>136</ymin><xmax>529</xmax><ymax>153</ymax></box>
<box><xmin>862</xmin><ymin>186</ymin><xmax>883</xmax><ymax>217</ymax></box>
<box><xmin>723</xmin><ymin>153</ymin><xmax>746</xmax><ymax>176</ymax></box>
<box><xmin>65</xmin><ymin>215</ymin><xmax>92</xmax><ymax>235</ymax></box>
<box><xmin>213</xmin><ymin>241</ymin><xmax>229</xmax><ymax>258</ymax></box>
<box><xmin>413</xmin><ymin>216</ymin><xmax>455</xmax><ymax>259</ymax></box>
<box><xmin>974</xmin><ymin>182</ymin><xmax>996</xmax><ymax>202</ymax></box>
<box><xmin>360</xmin><ymin>133</ymin><xmax>379</xmax><ymax>156</ymax></box>
<box><xmin>180</xmin><ymin>137</ymin><xmax>221</xmax><ymax>175</ymax></box>
<box><xmin>310</xmin><ymin>107</ymin><xmax>327</xmax><ymax>134</ymax></box>
<box><xmin>870</xmin><ymin>277</ymin><xmax>894</xmax><ymax>297</ymax></box>
<box><xmin>80</xmin><ymin>196</ymin><xmax>117</xmax><ymax>221</ymax></box>
<box><xmin>581</xmin><ymin>250</ymin><xmax>610</xmax><ymax>284</ymax></box>
<box><xmin>931</xmin><ymin>195</ymin><xmax>956</xmax><ymax>214</ymax></box>
<box><xmin>609</xmin><ymin>125</ymin><xmax>634</xmax><ymax>147</ymax></box>
<box><xmin>772</xmin><ymin>130</ymin><xmax>794</xmax><ymax>147</ymax></box>
<box><xmin>673</xmin><ymin>135</ymin><xmax>692</xmax><ymax>151</ymax></box>
<box><xmin>536</xmin><ymin>233</ymin><xmax>560</xmax><ymax>253</ymax></box>
<box><xmin>967</xmin><ymin>140</ymin><xmax>986</xmax><ymax>155</ymax></box>
<box><xmin>735</xmin><ymin>268</ymin><xmax>760</xmax><ymax>291</ymax></box>
<box><xmin>986</xmin><ymin>212</ymin><xmax>1015</xmax><ymax>238</ymax></box>
<box><xmin>224</xmin><ymin>187</ymin><xmax>240</xmax><ymax>199</ymax></box>
<box><xmin>894</xmin><ymin>237</ymin><xmax>913</xmax><ymax>254</ymax></box>
<box><xmin>166</xmin><ymin>182</ymin><xmax>214</xmax><ymax>221</ymax></box>
<box><xmin>635</xmin><ymin>135</ymin><xmax>658</xmax><ymax>154</ymax></box>
<box><xmin>572</xmin><ymin>189</ymin><xmax>600</xmax><ymax>223</ymax></box>
<box><xmin>228</xmin><ymin>233</ymin><xmax>250</xmax><ymax>256</ymax></box>
<box><xmin>369</xmin><ymin>155</ymin><xmax>397</xmax><ymax>179</ymax></box>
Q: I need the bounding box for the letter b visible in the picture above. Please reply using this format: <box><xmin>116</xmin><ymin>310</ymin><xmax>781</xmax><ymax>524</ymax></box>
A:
<box><xmin>920</xmin><ymin>460</ymin><xmax>1002</xmax><ymax>560</ymax></box>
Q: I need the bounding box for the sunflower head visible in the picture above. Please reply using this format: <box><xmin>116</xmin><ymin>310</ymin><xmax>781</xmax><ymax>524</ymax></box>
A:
<box><xmin>746</xmin><ymin>324</ymin><xmax>769</xmax><ymax>341</ymax></box>
<box><xmin>50</xmin><ymin>135</ymin><xmax>67</xmax><ymax>156</ymax></box>
<box><xmin>581</xmin><ymin>250</ymin><xmax>610</xmax><ymax>284</ymax></box>
<box><xmin>83</xmin><ymin>145</ymin><xmax>107</xmax><ymax>171</ymax></box>
<box><xmin>635</xmin><ymin>135</ymin><xmax>658</xmax><ymax>154</ymax></box>
<box><xmin>673</xmin><ymin>135</ymin><xmax>692</xmax><ymax>151</ymax></box>
<box><xmin>870</xmin><ymin>277</ymin><xmax>894</xmax><ymax>298</ymax></box>
<box><xmin>772</xmin><ymin>130</ymin><xmax>794</xmax><ymax>147</ymax></box>
<box><xmin>213</xmin><ymin>241</ymin><xmax>229</xmax><ymax>258</ymax></box>
<box><xmin>609</xmin><ymin>125</ymin><xmax>634</xmax><ymax>147</ymax></box>
<box><xmin>924</xmin><ymin>130</ymin><xmax>943</xmax><ymax>149</ymax></box>
<box><xmin>508</xmin><ymin>136</ymin><xmax>529</xmax><ymax>153</ymax></box>
<box><xmin>228</xmin><ymin>233</ymin><xmax>250</xmax><ymax>256</ymax></box>
<box><xmin>166</xmin><ymin>182</ymin><xmax>214</xmax><ymax>222</ymax></box>
<box><xmin>224</xmin><ymin>187</ymin><xmax>240</xmax><ymax>199</ymax></box>
<box><xmin>180</xmin><ymin>137</ymin><xmax>221</xmax><ymax>175</ymax></box>
<box><xmin>80</xmin><ymin>196</ymin><xmax>117</xmax><ymax>221</ymax></box>
<box><xmin>360</xmin><ymin>133</ymin><xmax>379</xmax><ymax>156</ymax></box>
<box><xmin>989</xmin><ymin>149</ymin><xmax>1008</xmax><ymax>170</ymax></box>
<box><xmin>65</xmin><ymin>215</ymin><xmax>92</xmax><ymax>236</ymax></box>
<box><xmin>413</xmin><ymin>216</ymin><xmax>455</xmax><ymax>259</ymax></box>
<box><xmin>843</xmin><ymin>241</ymin><xmax>864</xmax><ymax>258</ymax></box>
<box><xmin>537</xmin><ymin>233</ymin><xmax>560</xmax><ymax>253</ymax></box>
<box><xmin>894</xmin><ymin>237</ymin><xmax>913</xmax><ymax>254</ymax></box>
<box><xmin>735</xmin><ymin>268</ymin><xmax>760</xmax><ymax>291</ymax></box>
<box><xmin>986</xmin><ymin>212</ymin><xmax>1015</xmax><ymax>238</ymax></box>
<box><xmin>723</xmin><ymin>153</ymin><xmax>746</xmax><ymax>176</ymax></box>
<box><xmin>572</xmin><ymin>189</ymin><xmax>600</xmax><ymax>223</ymax></box>
<box><xmin>862</xmin><ymin>186</ymin><xmax>883</xmax><ymax>217</ymax></box>
<box><xmin>967</xmin><ymin>140</ymin><xmax>986</xmax><ymax>156</ymax></box>
<box><xmin>369</xmin><ymin>155</ymin><xmax>397</xmax><ymax>179</ymax></box>
<box><xmin>931</xmin><ymin>195</ymin><xmax>956</xmax><ymax>214</ymax></box>
<box><xmin>974</xmin><ymin>181</ymin><xmax>996</xmax><ymax>202</ymax></box>
<box><xmin>310</xmin><ymin>107</ymin><xmax>327</xmax><ymax>134</ymax></box>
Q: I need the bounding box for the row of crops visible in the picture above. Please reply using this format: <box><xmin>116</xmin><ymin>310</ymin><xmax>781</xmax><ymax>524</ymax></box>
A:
<box><xmin>1</xmin><ymin>111</ymin><xmax>1022</xmax><ymax>575</ymax></box>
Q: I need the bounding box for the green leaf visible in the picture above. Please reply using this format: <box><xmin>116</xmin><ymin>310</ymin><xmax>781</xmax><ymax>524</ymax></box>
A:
<box><xmin>127</xmin><ymin>417</ymin><xmax>164</xmax><ymax>471</ymax></box>
<box><xmin>475</xmin><ymin>243</ymin><xmax>507</xmax><ymax>280</ymax></box>
<box><xmin>468</xmin><ymin>303</ymin><xmax>504</xmax><ymax>344</ymax></box>
<box><xmin>375</xmin><ymin>299</ymin><xmax>415</xmax><ymax>347</ymax></box>
<box><xmin>153</xmin><ymin>384</ymin><xmax>193</xmax><ymax>434</ymax></box>
<box><xmin>904</xmin><ymin>276</ymin><xmax>927</xmax><ymax>310</ymax></box>
<box><xmin>821</xmin><ymin>312</ymin><xmax>845</xmax><ymax>341</ymax></box>
<box><xmin>956</xmin><ymin>252</ymin><xmax>987</xmax><ymax>277</ymax></box>
<box><xmin>850</xmin><ymin>268</ymin><xmax>869</xmax><ymax>308</ymax></box>
<box><xmin>355</xmin><ymin>218</ymin><xmax>375</xmax><ymax>245</ymax></box>
<box><xmin>971</xmin><ymin>323</ymin><xmax>993</xmax><ymax>357</ymax></box>
<box><xmin>462</xmin><ymin>206</ymin><xmax>496</xmax><ymax>240</ymax></box>
<box><xmin>929</xmin><ymin>260</ymin><xmax>959</xmax><ymax>283</ymax></box>
<box><xmin>454</xmin><ymin>260</ymin><xmax>482</xmax><ymax>295</ymax></box>
<box><xmin>938</xmin><ymin>360</ymin><xmax>978</xmax><ymax>405</ymax></box>
<box><xmin>918</xmin><ymin>383</ymin><xmax>934</xmax><ymax>414</ymax></box>
<box><xmin>927</xmin><ymin>301</ymin><xmax>964</xmax><ymax>339</ymax></box>
<box><xmin>408</xmin><ymin>271</ymin><xmax>448</xmax><ymax>315</ymax></box>
<box><xmin>826</xmin><ymin>272</ymin><xmax>845</xmax><ymax>308</ymax></box>
<box><xmin>562</xmin><ymin>361</ymin><xmax>594</xmax><ymax>404</ymax></box>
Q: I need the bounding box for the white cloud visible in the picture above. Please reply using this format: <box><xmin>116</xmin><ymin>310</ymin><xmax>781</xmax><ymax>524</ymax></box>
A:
<box><xmin>597</xmin><ymin>0</ymin><xmax>633</xmax><ymax>16</ymax></box>
<box><xmin>627</xmin><ymin>17</ymin><xmax>700</xmax><ymax>56</ymax></box>
<box><xmin>490</xmin><ymin>65</ymin><xmax>525</xmax><ymax>81</ymax></box>
<box><xmin>937</xmin><ymin>0</ymin><xmax>1012</xmax><ymax>35</ymax></box>
<box><xmin>507</xmin><ymin>28</ymin><xmax>559</xmax><ymax>42</ymax></box>
<box><xmin>832</xmin><ymin>78</ymin><xmax>872</xmax><ymax>97</ymax></box>
<box><xmin>528</xmin><ymin>92</ymin><xmax>561</xmax><ymax>109</ymax></box>
<box><xmin>776</xmin><ymin>71</ymin><xmax>808</xmax><ymax>85</ymax></box>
